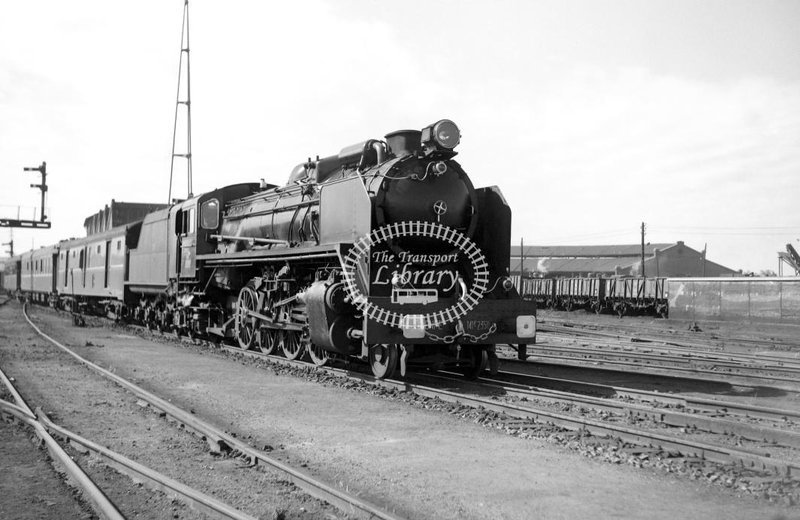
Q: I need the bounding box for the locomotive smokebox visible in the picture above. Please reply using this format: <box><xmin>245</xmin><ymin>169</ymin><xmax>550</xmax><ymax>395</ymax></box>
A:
<box><xmin>385</xmin><ymin>130</ymin><xmax>422</xmax><ymax>158</ymax></box>
<box><xmin>373</xmin><ymin>156</ymin><xmax>478</xmax><ymax>251</ymax></box>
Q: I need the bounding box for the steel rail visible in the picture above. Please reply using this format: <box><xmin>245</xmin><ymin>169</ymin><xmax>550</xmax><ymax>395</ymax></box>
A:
<box><xmin>23</xmin><ymin>304</ymin><xmax>407</xmax><ymax>520</ymax></box>
<box><xmin>216</xmin><ymin>344</ymin><xmax>800</xmax><ymax>477</ymax></box>
<box><xmin>540</xmin><ymin>319</ymin><xmax>800</xmax><ymax>359</ymax></box>
<box><xmin>511</xmin><ymin>350</ymin><xmax>800</xmax><ymax>392</ymax></box>
<box><xmin>35</xmin><ymin>408</ymin><xmax>259</xmax><ymax>520</ymax></box>
<box><xmin>492</xmin><ymin>365</ymin><xmax>800</xmax><ymax>423</ymax></box>
<box><xmin>526</xmin><ymin>342</ymin><xmax>800</xmax><ymax>381</ymax></box>
<box><xmin>395</xmin><ymin>380</ymin><xmax>800</xmax><ymax>477</ymax></box>
<box><xmin>0</xmin><ymin>366</ymin><xmax>125</xmax><ymax>520</ymax></box>
<box><xmin>537</xmin><ymin>329</ymin><xmax>800</xmax><ymax>373</ymax></box>
<box><xmin>533</xmin><ymin>335</ymin><xmax>800</xmax><ymax>370</ymax></box>
<box><xmin>0</xmin><ymin>397</ymin><xmax>37</xmax><ymax>421</ymax></box>
<box><xmin>424</xmin><ymin>372</ymin><xmax>800</xmax><ymax>448</ymax></box>
<box><xmin>0</xmin><ymin>401</ymin><xmax>258</xmax><ymax>519</ymax></box>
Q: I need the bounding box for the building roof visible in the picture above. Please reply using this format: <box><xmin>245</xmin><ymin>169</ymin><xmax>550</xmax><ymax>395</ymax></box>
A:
<box><xmin>510</xmin><ymin>241</ymin><xmax>737</xmax><ymax>277</ymax></box>
<box><xmin>512</xmin><ymin>256</ymin><xmax>635</xmax><ymax>274</ymax></box>
<box><xmin>511</xmin><ymin>243</ymin><xmax>675</xmax><ymax>258</ymax></box>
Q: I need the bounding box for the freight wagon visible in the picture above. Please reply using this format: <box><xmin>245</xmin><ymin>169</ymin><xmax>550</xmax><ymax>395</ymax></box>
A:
<box><xmin>520</xmin><ymin>276</ymin><xmax>668</xmax><ymax>317</ymax></box>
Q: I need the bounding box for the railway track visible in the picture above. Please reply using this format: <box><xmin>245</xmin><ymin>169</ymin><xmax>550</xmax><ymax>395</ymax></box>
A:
<box><xmin>196</xmin><ymin>338</ymin><xmax>800</xmax><ymax>481</ymax></box>
<box><xmin>541</xmin><ymin>317</ymin><xmax>800</xmax><ymax>357</ymax></box>
<box><xmin>0</xmin><ymin>366</ymin><xmax>126</xmax><ymax>520</ymax></box>
<box><xmin>16</xmin><ymin>302</ymin><xmax>800</xmax><ymax>505</ymax></box>
<box><xmin>493</xmin><ymin>366</ymin><xmax>800</xmax><ymax>425</ymax></box>
<box><xmin>98</xmin><ymin>312</ymin><xmax>800</xmax><ymax>479</ymax></box>
<box><xmin>17</xmin><ymin>303</ymin><xmax>406</xmax><ymax>520</ymax></box>
<box><xmin>529</xmin><ymin>324</ymin><xmax>800</xmax><ymax>391</ymax></box>
<box><xmin>544</xmin><ymin>315</ymin><xmax>800</xmax><ymax>351</ymax></box>
<box><xmin>457</xmin><ymin>369</ymin><xmax>800</xmax><ymax>448</ymax></box>
<box><xmin>1</xmin><ymin>365</ymin><xmax>258</xmax><ymax>520</ymax></box>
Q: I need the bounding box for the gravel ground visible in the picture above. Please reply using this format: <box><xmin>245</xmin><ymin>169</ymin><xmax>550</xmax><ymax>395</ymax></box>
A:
<box><xmin>0</xmin><ymin>415</ymin><xmax>98</xmax><ymax>519</ymax></box>
<box><xmin>0</xmin><ymin>302</ymin><xmax>341</xmax><ymax>520</ymax></box>
<box><xmin>2</xmin><ymin>301</ymin><xmax>797</xmax><ymax>520</ymax></box>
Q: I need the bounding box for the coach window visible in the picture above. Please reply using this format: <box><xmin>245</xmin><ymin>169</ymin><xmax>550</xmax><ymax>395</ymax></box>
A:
<box><xmin>187</xmin><ymin>207</ymin><xmax>196</xmax><ymax>234</ymax></box>
<box><xmin>117</xmin><ymin>240</ymin><xmax>122</xmax><ymax>251</ymax></box>
<box><xmin>79</xmin><ymin>250</ymin><xmax>85</xmax><ymax>269</ymax></box>
<box><xmin>200</xmin><ymin>199</ymin><xmax>219</xmax><ymax>230</ymax></box>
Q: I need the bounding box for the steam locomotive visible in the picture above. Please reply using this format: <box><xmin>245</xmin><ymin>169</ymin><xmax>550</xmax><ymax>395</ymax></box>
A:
<box><xmin>2</xmin><ymin>119</ymin><xmax>537</xmax><ymax>378</ymax></box>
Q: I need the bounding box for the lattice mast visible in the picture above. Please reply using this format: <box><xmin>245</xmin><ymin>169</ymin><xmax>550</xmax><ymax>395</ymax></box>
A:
<box><xmin>168</xmin><ymin>0</ymin><xmax>193</xmax><ymax>203</ymax></box>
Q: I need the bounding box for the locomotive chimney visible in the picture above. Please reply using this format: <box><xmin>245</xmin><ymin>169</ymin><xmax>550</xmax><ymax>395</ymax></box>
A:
<box><xmin>385</xmin><ymin>130</ymin><xmax>422</xmax><ymax>158</ymax></box>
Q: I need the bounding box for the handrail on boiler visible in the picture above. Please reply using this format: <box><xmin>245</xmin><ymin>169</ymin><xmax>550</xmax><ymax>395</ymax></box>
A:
<box><xmin>210</xmin><ymin>234</ymin><xmax>289</xmax><ymax>246</ymax></box>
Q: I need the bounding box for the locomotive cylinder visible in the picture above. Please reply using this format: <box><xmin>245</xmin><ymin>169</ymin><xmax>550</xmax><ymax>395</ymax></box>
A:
<box><xmin>299</xmin><ymin>280</ymin><xmax>358</xmax><ymax>353</ymax></box>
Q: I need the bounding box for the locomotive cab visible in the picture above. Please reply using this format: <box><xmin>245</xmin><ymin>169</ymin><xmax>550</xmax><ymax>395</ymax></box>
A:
<box><xmin>169</xmin><ymin>183</ymin><xmax>260</xmax><ymax>282</ymax></box>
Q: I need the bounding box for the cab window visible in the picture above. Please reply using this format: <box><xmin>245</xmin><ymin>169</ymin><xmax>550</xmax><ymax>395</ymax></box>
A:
<box><xmin>200</xmin><ymin>199</ymin><xmax>219</xmax><ymax>230</ymax></box>
<box><xmin>176</xmin><ymin>207</ymin><xmax>197</xmax><ymax>236</ymax></box>
<box><xmin>187</xmin><ymin>208</ymin><xmax>195</xmax><ymax>234</ymax></box>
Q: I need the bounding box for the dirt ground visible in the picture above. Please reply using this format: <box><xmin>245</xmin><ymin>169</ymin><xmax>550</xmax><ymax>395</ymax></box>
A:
<box><xmin>2</xmin><ymin>301</ymin><xmax>798</xmax><ymax>520</ymax></box>
<box><xmin>0</xmin><ymin>418</ymin><xmax>97</xmax><ymax>520</ymax></box>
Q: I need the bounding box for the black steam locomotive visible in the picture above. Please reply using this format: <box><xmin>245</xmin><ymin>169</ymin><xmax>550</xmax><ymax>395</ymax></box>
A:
<box><xmin>3</xmin><ymin>120</ymin><xmax>537</xmax><ymax>378</ymax></box>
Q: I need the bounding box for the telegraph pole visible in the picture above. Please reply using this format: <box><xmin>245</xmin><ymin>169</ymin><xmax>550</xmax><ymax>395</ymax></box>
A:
<box><xmin>702</xmin><ymin>243</ymin><xmax>707</xmax><ymax>277</ymax></box>
<box><xmin>640</xmin><ymin>222</ymin><xmax>646</xmax><ymax>277</ymax></box>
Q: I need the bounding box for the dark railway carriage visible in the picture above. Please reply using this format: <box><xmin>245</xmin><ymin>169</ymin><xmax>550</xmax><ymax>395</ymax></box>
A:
<box><xmin>1</xmin><ymin>255</ymin><xmax>22</xmax><ymax>294</ymax></box>
<box><xmin>57</xmin><ymin>223</ymin><xmax>141</xmax><ymax>313</ymax></box>
<box><xmin>20</xmin><ymin>246</ymin><xmax>59</xmax><ymax>304</ymax></box>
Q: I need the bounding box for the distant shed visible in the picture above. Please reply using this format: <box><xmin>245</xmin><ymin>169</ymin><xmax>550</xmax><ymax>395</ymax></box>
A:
<box><xmin>511</xmin><ymin>242</ymin><xmax>737</xmax><ymax>278</ymax></box>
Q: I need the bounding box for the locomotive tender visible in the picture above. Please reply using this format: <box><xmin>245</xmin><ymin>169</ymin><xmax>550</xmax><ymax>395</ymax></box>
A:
<box><xmin>2</xmin><ymin>119</ymin><xmax>537</xmax><ymax>378</ymax></box>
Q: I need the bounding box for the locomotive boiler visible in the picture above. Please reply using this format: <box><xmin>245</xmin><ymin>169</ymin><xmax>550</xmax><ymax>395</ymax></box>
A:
<box><xmin>197</xmin><ymin>119</ymin><xmax>537</xmax><ymax>378</ymax></box>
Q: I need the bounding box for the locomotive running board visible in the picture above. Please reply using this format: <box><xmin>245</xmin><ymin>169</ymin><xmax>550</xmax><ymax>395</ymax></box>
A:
<box><xmin>197</xmin><ymin>243</ymin><xmax>344</xmax><ymax>265</ymax></box>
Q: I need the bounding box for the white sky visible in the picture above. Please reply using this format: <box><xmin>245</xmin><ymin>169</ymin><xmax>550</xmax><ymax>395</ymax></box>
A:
<box><xmin>1</xmin><ymin>0</ymin><xmax>798</xmax><ymax>273</ymax></box>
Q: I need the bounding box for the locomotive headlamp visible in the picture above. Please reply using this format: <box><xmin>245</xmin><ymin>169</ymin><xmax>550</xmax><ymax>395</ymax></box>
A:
<box><xmin>516</xmin><ymin>315</ymin><xmax>537</xmax><ymax>339</ymax></box>
<box><xmin>421</xmin><ymin>119</ymin><xmax>460</xmax><ymax>151</ymax></box>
